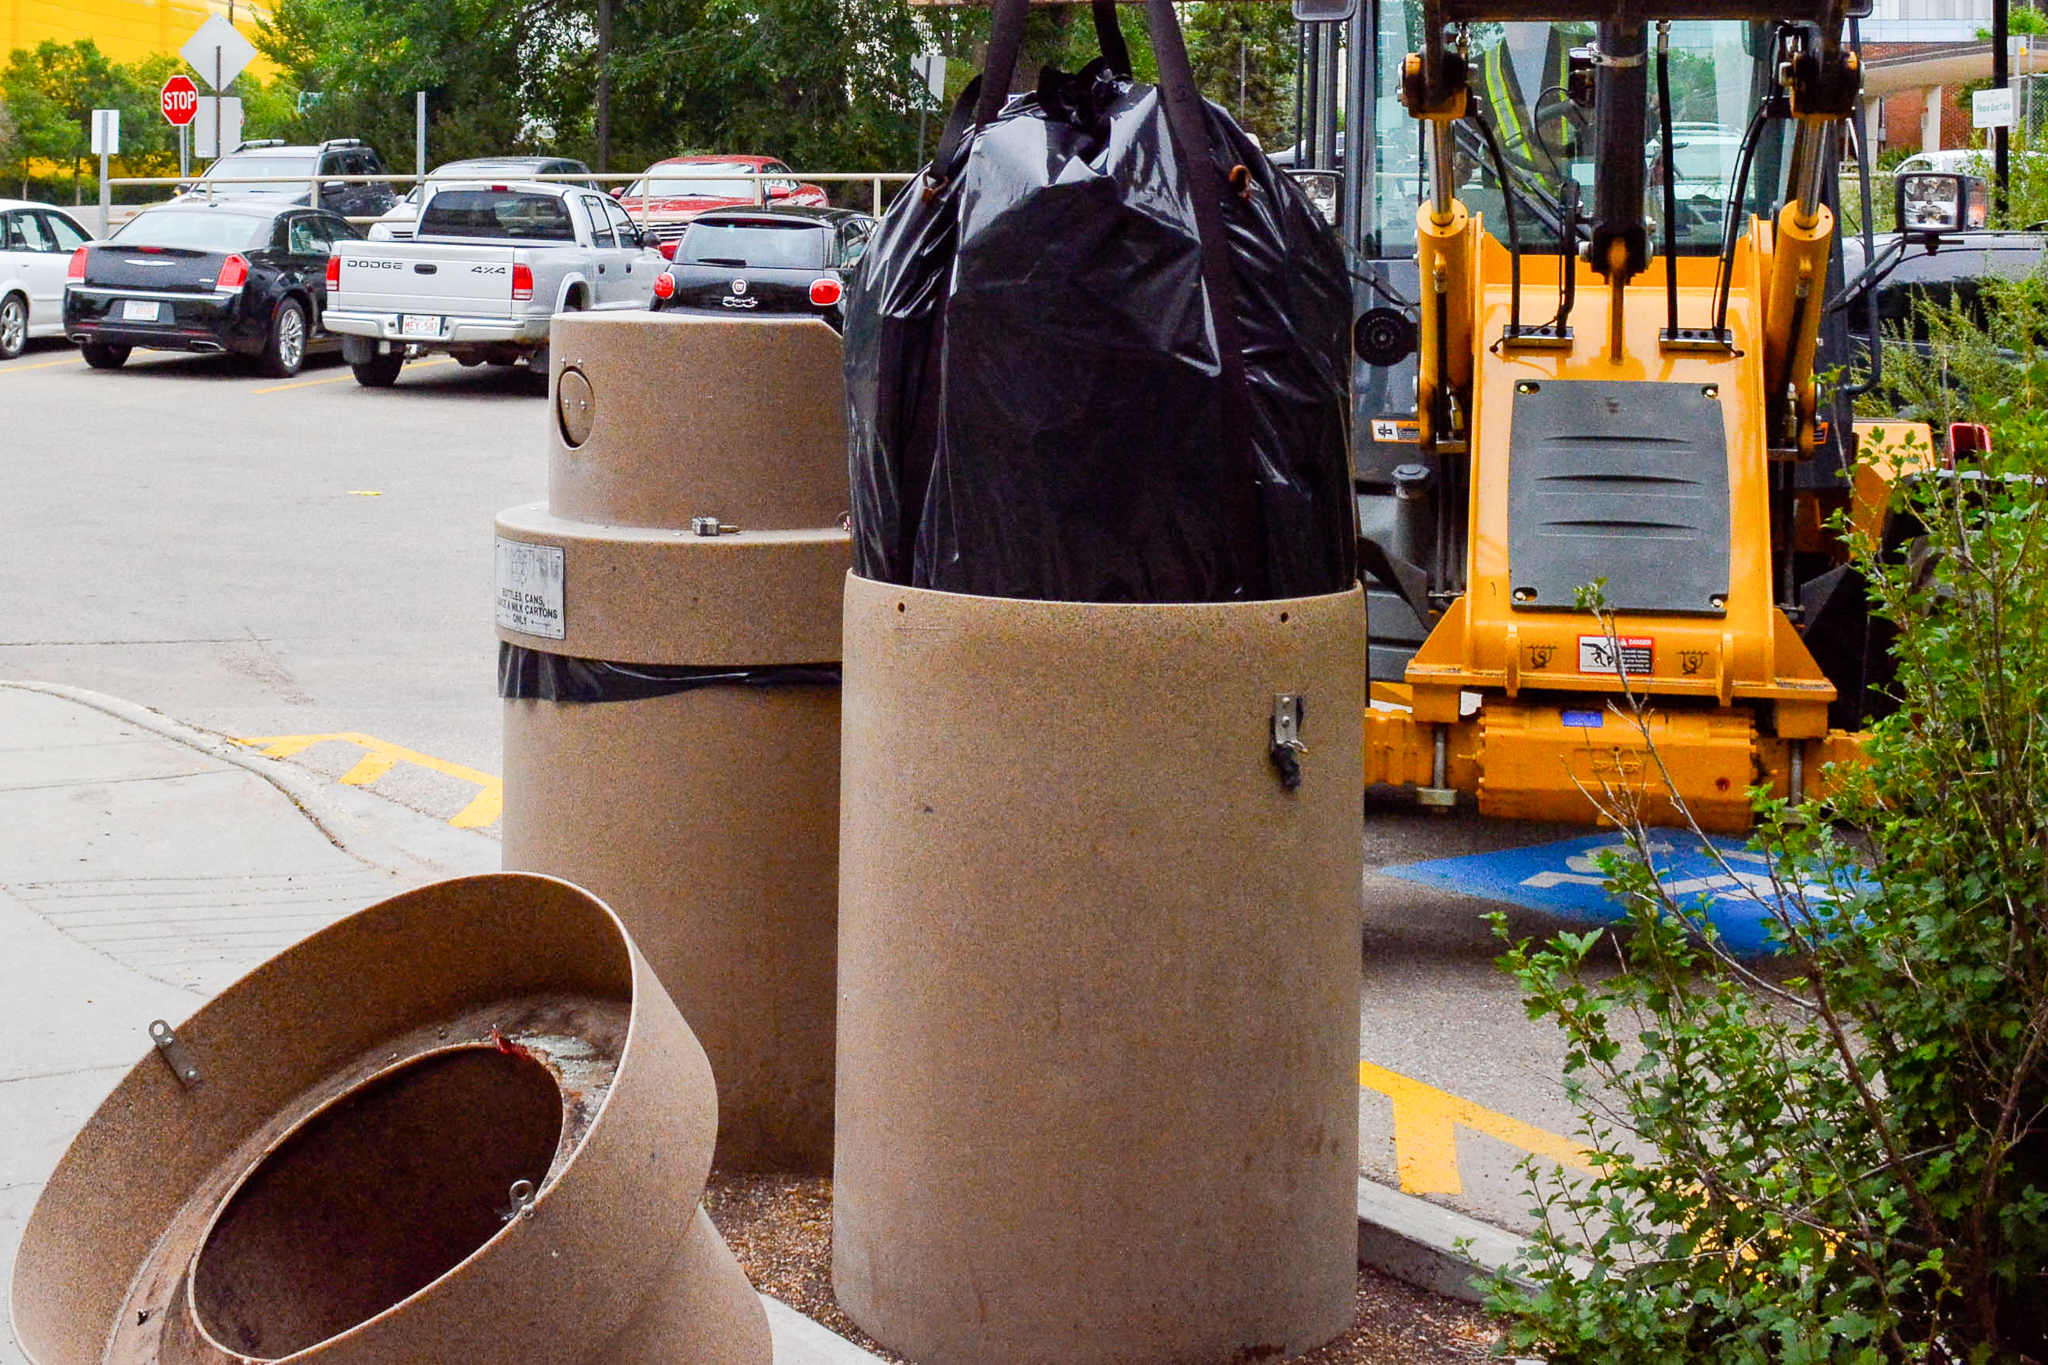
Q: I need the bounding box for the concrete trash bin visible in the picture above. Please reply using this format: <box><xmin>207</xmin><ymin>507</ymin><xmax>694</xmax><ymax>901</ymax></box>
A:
<box><xmin>8</xmin><ymin>872</ymin><xmax>771</xmax><ymax>1365</ymax></box>
<box><xmin>833</xmin><ymin>575</ymin><xmax>1368</xmax><ymax>1365</ymax></box>
<box><xmin>498</xmin><ymin>313</ymin><xmax>849</xmax><ymax>1173</ymax></box>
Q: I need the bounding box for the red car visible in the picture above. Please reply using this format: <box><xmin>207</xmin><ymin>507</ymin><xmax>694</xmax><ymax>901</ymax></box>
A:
<box><xmin>618</xmin><ymin>155</ymin><xmax>827</xmax><ymax>258</ymax></box>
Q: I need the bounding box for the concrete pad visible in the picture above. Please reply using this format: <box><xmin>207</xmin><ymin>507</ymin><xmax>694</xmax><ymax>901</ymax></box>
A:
<box><xmin>763</xmin><ymin>1296</ymin><xmax>888</xmax><ymax>1365</ymax></box>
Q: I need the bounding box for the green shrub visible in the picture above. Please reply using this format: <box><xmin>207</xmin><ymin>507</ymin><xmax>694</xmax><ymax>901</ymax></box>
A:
<box><xmin>1488</xmin><ymin>421</ymin><xmax>2048</xmax><ymax>1362</ymax></box>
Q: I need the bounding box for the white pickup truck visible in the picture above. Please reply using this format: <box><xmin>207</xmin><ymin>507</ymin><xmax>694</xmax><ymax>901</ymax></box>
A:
<box><xmin>322</xmin><ymin>180</ymin><xmax>661</xmax><ymax>387</ymax></box>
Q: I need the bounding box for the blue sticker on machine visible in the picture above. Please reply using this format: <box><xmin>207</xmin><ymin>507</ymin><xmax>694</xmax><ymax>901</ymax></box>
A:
<box><xmin>1558</xmin><ymin>709</ymin><xmax>1604</xmax><ymax>728</ymax></box>
<box><xmin>1381</xmin><ymin>833</ymin><xmax>1858</xmax><ymax>955</ymax></box>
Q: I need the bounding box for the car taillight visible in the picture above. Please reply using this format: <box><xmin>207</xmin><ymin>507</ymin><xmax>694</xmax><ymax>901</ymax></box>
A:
<box><xmin>217</xmin><ymin>254</ymin><xmax>250</xmax><ymax>290</ymax></box>
<box><xmin>67</xmin><ymin>248</ymin><xmax>87</xmax><ymax>280</ymax></box>
<box><xmin>659</xmin><ymin>241</ymin><xmax>678</xmax><ymax>260</ymax></box>
<box><xmin>326</xmin><ymin>254</ymin><xmax>341</xmax><ymax>289</ymax></box>
<box><xmin>809</xmin><ymin>277</ymin><xmax>843</xmax><ymax>307</ymax></box>
<box><xmin>512</xmin><ymin>263</ymin><xmax>534</xmax><ymax>301</ymax></box>
<box><xmin>652</xmin><ymin>272</ymin><xmax>676</xmax><ymax>300</ymax></box>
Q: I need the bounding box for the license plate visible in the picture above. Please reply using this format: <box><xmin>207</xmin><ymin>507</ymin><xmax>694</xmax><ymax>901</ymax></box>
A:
<box><xmin>400</xmin><ymin>314</ymin><xmax>441</xmax><ymax>337</ymax></box>
<box><xmin>120</xmin><ymin>299</ymin><xmax>161</xmax><ymax>322</ymax></box>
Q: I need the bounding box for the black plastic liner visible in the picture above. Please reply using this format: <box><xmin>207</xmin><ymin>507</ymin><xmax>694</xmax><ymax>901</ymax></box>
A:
<box><xmin>498</xmin><ymin>642</ymin><xmax>840</xmax><ymax>705</ymax></box>
<box><xmin>843</xmin><ymin>0</ymin><xmax>1356</xmax><ymax>604</ymax></box>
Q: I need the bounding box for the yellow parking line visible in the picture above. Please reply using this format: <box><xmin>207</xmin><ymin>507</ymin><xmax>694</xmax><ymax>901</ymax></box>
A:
<box><xmin>251</xmin><ymin>357</ymin><xmax>452</xmax><ymax>395</ymax></box>
<box><xmin>1359</xmin><ymin>1060</ymin><xmax>1595</xmax><ymax>1195</ymax></box>
<box><xmin>236</xmin><ymin>731</ymin><xmax>502</xmax><ymax>828</ymax></box>
<box><xmin>0</xmin><ymin>354</ymin><xmax>84</xmax><ymax>374</ymax></box>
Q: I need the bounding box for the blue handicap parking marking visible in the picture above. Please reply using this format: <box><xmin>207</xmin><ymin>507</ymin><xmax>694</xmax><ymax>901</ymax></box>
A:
<box><xmin>1382</xmin><ymin>833</ymin><xmax>1845</xmax><ymax>955</ymax></box>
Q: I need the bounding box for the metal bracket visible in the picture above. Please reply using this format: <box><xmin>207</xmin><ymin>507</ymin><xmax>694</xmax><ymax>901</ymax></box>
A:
<box><xmin>1270</xmin><ymin>694</ymin><xmax>1308</xmax><ymax>791</ymax></box>
<box><xmin>149</xmin><ymin>1020</ymin><xmax>201</xmax><ymax>1089</ymax></box>
<box><xmin>498</xmin><ymin>1179</ymin><xmax>538</xmax><ymax>1223</ymax></box>
<box><xmin>690</xmin><ymin>517</ymin><xmax>741</xmax><ymax>537</ymax></box>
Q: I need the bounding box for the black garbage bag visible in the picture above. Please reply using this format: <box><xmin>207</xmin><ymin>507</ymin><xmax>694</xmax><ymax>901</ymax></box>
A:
<box><xmin>844</xmin><ymin>0</ymin><xmax>1355</xmax><ymax>603</ymax></box>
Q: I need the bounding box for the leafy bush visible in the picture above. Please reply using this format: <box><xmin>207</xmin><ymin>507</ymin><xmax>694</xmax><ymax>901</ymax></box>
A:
<box><xmin>1487</xmin><ymin>421</ymin><xmax>2048</xmax><ymax>1362</ymax></box>
<box><xmin>1856</xmin><ymin>267</ymin><xmax>2048</xmax><ymax>431</ymax></box>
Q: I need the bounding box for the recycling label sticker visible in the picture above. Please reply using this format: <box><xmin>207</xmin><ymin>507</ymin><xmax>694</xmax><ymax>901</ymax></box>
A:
<box><xmin>495</xmin><ymin>538</ymin><xmax>565</xmax><ymax>640</ymax></box>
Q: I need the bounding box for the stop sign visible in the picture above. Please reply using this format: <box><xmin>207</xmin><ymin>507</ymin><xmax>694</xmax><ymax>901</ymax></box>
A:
<box><xmin>161</xmin><ymin>75</ymin><xmax>199</xmax><ymax>127</ymax></box>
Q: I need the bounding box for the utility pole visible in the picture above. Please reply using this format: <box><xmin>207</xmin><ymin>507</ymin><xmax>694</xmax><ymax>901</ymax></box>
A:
<box><xmin>1995</xmin><ymin>0</ymin><xmax>2010</xmax><ymax>217</ymax></box>
<box><xmin>595</xmin><ymin>0</ymin><xmax>613</xmax><ymax>174</ymax></box>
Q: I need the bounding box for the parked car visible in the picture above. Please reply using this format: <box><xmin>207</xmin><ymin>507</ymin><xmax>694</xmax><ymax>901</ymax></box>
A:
<box><xmin>369</xmin><ymin>157</ymin><xmax>599</xmax><ymax>240</ymax></box>
<box><xmin>650</xmin><ymin>205</ymin><xmax>873</xmax><ymax>329</ymax></box>
<box><xmin>1842</xmin><ymin>228</ymin><xmax>2046</xmax><ymax>339</ymax></box>
<box><xmin>323</xmin><ymin>180</ymin><xmax>660</xmax><ymax>387</ymax></box>
<box><xmin>0</xmin><ymin>200</ymin><xmax>93</xmax><ymax>359</ymax></box>
<box><xmin>63</xmin><ymin>199</ymin><xmax>357</xmax><ymax>376</ymax></box>
<box><xmin>181</xmin><ymin>138</ymin><xmax>400</xmax><ymax>221</ymax></box>
<box><xmin>617</xmin><ymin>155</ymin><xmax>828</xmax><ymax>257</ymax></box>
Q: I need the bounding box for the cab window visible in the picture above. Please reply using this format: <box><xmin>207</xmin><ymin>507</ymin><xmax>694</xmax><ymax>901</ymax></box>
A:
<box><xmin>602</xmin><ymin>198</ymin><xmax>639</xmax><ymax>246</ymax></box>
<box><xmin>3</xmin><ymin>210</ymin><xmax>54</xmax><ymax>252</ymax></box>
<box><xmin>42</xmin><ymin>212</ymin><xmax>90</xmax><ymax>251</ymax></box>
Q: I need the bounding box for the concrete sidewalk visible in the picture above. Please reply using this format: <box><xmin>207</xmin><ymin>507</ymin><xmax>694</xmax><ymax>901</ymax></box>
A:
<box><xmin>0</xmin><ymin>682</ymin><xmax>890</xmax><ymax>1365</ymax></box>
<box><xmin>0</xmin><ymin>680</ymin><xmax>504</xmax><ymax>1365</ymax></box>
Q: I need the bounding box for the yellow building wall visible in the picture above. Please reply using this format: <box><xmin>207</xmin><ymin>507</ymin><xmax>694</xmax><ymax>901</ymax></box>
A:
<box><xmin>5</xmin><ymin>0</ymin><xmax>274</xmax><ymax>74</ymax></box>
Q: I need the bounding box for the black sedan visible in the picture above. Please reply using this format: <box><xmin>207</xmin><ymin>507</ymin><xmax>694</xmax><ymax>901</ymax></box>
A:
<box><xmin>64</xmin><ymin>201</ymin><xmax>357</xmax><ymax>377</ymax></box>
<box><xmin>649</xmin><ymin>205</ymin><xmax>874</xmax><ymax>328</ymax></box>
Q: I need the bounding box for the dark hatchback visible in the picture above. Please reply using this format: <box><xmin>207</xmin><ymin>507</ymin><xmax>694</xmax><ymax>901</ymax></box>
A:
<box><xmin>64</xmin><ymin>201</ymin><xmax>358</xmax><ymax>376</ymax></box>
<box><xmin>649</xmin><ymin>205</ymin><xmax>874</xmax><ymax>328</ymax></box>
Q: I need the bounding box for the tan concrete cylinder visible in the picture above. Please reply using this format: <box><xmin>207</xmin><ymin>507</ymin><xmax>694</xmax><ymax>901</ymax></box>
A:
<box><xmin>833</xmin><ymin>575</ymin><xmax>1367</xmax><ymax>1365</ymax></box>
<box><xmin>9</xmin><ymin>873</ymin><xmax>770</xmax><ymax>1365</ymax></box>
<box><xmin>499</xmin><ymin>313</ymin><xmax>848</xmax><ymax>1174</ymax></box>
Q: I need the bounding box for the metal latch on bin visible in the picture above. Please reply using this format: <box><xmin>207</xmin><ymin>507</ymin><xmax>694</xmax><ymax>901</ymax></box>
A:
<box><xmin>691</xmin><ymin>517</ymin><xmax>741</xmax><ymax>537</ymax></box>
<box><xmin>149</xmin><ymin>1020</ymin><xmax>202</xmax><ymax>1089</ymax></box>
<box><xmin>1270</xmin><ymin>694</ymin><xmax>1307</xmax><ymax>791</ymax></box>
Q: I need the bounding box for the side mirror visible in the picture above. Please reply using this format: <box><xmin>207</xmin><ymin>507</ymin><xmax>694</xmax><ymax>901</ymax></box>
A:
<box><xmin>768</xmin><ymin>183</ymin><xmax>794</xmax><ymax>200</ymax></box>
<box><xmin>611</xmin><ymin>186</ymin><xmax>626</xmax><ymax>199</ymax></box>
<box><xmin>1285</xmin><ymin>168</ymin><xmax>1343</xmax><ymax>226</ymax></box>
<box><xmin>1896</xmin><ymin>171</ymin><xmax>1988</xmax><ymax>239</ymax></box>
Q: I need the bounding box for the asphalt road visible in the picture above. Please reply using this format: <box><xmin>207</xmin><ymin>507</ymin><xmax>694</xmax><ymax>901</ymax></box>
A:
<box><xmin>1</xmin><ymin>332</ymin><xmax>1622</xmax><ymax>1241</ymax></box>
<box><xmin>1</xmin><ymin>340</ymin><xmax>541</xmax><ymax>818</ymax></box>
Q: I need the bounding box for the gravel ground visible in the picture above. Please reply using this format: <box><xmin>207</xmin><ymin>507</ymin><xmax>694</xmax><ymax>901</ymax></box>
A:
<box><xmin>704</xmin><ymin>1175</ymin><xmax>1509</xmax><ymax>1364</ymax></box>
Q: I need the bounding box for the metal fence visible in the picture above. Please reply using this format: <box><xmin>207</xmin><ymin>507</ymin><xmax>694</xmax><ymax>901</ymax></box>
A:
<box><xmin>92</xmin><ymin>169</ymin><xmax>919</xmax><ymax>237</ymax></box>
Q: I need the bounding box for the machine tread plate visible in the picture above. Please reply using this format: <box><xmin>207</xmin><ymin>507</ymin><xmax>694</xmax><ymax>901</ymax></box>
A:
<box><xmin>1507</xmin><ymin>379</ymin><xmax>1730</xmax><ymax>616</ymax></box>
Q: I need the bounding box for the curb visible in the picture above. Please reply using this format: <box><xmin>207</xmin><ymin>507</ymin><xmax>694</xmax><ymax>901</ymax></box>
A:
<box><xmin>0</xmin><ymin>680</ymin><xmax>499</xmax><ymax>883</ymax></box>
<box><xmin>1357</xmin><ymin>1175</ymin><xmax>1591</xmax><ymax>1305</ymax></box>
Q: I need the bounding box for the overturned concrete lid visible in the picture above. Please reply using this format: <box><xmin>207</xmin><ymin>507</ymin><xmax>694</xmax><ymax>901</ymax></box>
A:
<box><xmin>10</xmin><ymin>872</ymin><xmax>770</xmax><ymax>1365</ymax></box>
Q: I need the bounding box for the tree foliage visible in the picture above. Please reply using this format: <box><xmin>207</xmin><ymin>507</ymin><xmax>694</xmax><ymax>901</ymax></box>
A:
<box><xmin>1489</xmin><ymin>401</ymin><xmax>2048</xmax><ymax>1357</ymax></box>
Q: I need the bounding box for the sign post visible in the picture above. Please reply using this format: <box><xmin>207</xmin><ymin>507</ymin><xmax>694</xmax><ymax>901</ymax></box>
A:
<box><xmin>162</xmin><ymin>74</ymin><xmax>199</xmax><ymax>178</ymax></box>
<box><xmin>90</xmin><ymin>109</ymin><xmax>119</xmax><ymax>237</ymax></box>
<box><xmin>179</xmin><ymin>15</ymin><xmax>257</xmax><ymax>163</ymax></box>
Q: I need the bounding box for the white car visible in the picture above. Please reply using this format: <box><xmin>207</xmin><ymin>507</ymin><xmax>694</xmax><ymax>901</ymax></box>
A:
<box><xmin>1893</xmin><ymin>148</ymin><xmax>2047</xmax><ymax>176</ymax></box>
<box><xmin>0</xmin><ymin>200</ymin><xmax>94</xmax><ymax>360</ymax></box>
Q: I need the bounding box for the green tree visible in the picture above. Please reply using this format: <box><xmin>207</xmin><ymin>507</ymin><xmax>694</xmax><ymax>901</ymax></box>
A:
<box><xmin>1186</xmin><ymin>2</ymin><xmax>1296</xmax><ymax>149</ymax></box>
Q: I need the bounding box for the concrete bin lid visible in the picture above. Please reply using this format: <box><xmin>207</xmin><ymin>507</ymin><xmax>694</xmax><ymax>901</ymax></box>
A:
<box><xmin>9</xmin><ymin>872</ymin><xmax>769</xmax><ymax>1365</ymax></box>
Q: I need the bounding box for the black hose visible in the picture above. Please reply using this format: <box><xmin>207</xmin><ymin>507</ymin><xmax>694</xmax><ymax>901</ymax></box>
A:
<box><xmin>1656</xmin><ymin>32</ymin><xmax>1680</xmax><ymax>336</ymax></box>
<box><xmin>1712</xmin><ymin>96</ymin><xmax>1772</xmax><ymax>339</ymax></box>
<box><xmin>1550</xmin><ymin>178</ymin><xmax>1580</xmax><ymax>334</ymax></box>
<box><xmin>1468</xmin><ymin>103</ymin><xmax>1523</xmax><ymax>336</ymax></box>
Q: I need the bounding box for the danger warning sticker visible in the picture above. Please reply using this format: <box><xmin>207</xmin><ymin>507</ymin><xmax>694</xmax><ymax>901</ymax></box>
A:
<box><xmin>1578</xmin><ymin>634</ymin><xmax>1652</xmax><ymax>675</ymax></box>
<box><xmin>1370</xmin><ymin>417</ymin><xmax>1422</xmax><ymax>443</ymax></box>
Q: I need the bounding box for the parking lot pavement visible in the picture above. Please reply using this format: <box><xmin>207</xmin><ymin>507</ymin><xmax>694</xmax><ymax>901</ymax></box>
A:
<box><xmin>0</xmin><ymin>339</ymin><xmax>544</xmax><ymax>806</ymax></box>
<box><xmin>1355</xmin><ymin>802</ymin><xmax>1621</xmax><ymax>1235</ymax></box>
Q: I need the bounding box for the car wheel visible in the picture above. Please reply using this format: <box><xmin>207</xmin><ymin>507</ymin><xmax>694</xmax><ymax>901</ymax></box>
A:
<box><xmin>80</xmin><ymin>342</ymin><xmax>131</xmax><ymax>370</ymax></box>
<box><xmin>0</xmin><ymin>295</ymin><xmax>27</xmax><ymax>360</ymax></box>
<box><xmin>352</xmin><ymin>352</ymin><xmax>405</xmax><ymax>387</ymax></box>
<box><xmin>527</xmin><ymin>294</ymin><xmax>585</xmax><ymax>392</ymax></box>
<box><xmin>258</xmin><ymin>299</ymin><xmax>308</xmax><ymax>378</ymax></box>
